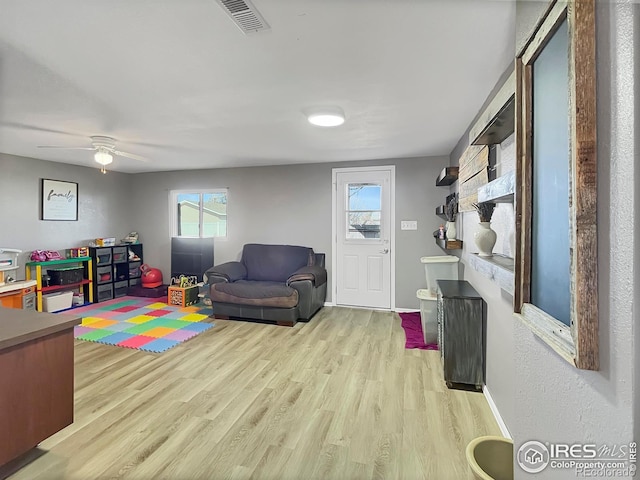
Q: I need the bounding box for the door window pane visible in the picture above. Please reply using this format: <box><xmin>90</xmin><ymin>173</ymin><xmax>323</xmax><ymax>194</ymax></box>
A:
<box><xmin>346</xmin><ymin>183</ymin><xmax>382</xmax><ymax>239</ymax></box>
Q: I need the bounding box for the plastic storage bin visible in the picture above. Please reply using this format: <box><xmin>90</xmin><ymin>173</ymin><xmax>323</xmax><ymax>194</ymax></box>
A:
<box><xmin>43</xmin><ymin>291</ymin><xmax>73</xmax><ymax>312</ymax></box>
<box><xmin>47</xmin><ymin>267</ymin><xmax>84</xmax><ymax>285</ymax></box>
<box><xmin>417</xmin><ymin>289</ymin><xmax>438</xmax><ymax>344</ymax></box>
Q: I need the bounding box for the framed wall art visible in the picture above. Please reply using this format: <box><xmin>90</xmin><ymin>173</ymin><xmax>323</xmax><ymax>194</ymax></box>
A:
<box><xmin>41</xmin><ymin>179</ymin><xmax>78</xmax><ymax>221</ymax></box>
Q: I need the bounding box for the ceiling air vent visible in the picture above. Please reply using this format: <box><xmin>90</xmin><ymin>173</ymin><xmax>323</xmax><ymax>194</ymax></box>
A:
<box><xmin>215</xmin><ymin>0</ymin><xmax>270</xmax><ymax>34</ymax></box>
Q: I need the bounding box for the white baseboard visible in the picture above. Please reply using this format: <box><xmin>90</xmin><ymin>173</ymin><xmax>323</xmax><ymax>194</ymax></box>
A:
<box><xmin>483</xmin><ymin>384</ymin><xmax>511</xmax><ymax>439</ymax></box>
<box><xmin>323</xmin><ymin>304</ymin><xmax>419</xmax><ymax>313</ymax></box>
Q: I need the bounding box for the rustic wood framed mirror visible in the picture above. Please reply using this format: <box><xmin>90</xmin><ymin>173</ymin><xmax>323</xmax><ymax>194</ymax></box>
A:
<box><xmin>514</xmin><ymin>0</ymin><xmax>598</xmax><ymax>370</ymax></box>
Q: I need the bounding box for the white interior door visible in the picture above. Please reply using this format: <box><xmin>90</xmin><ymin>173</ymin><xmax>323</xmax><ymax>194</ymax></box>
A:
<box><xmin>334</xmin><ymin>167</ymin><xmax>393</xmax><ymax>309</ymax></box>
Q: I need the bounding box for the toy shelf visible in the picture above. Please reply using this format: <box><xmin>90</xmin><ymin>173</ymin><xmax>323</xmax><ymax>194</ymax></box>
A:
<box><xmin>25</xmin><ymin>257</ymin><xmax>93</xmax><ymax>312</ymax></box>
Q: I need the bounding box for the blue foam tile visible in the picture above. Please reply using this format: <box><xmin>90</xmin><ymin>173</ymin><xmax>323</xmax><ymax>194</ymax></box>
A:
<box><xmin>140</xmin><ymin>338</ymin><xmax>180</xmax><ymax>353</ymax></box>
<box><xmin>180</xmin><ymin>322</ymin><xmax>213</xmax><ymax>333</ymax></box>
<box><xmin>102</xmin><ymin>321</ymin><xmax>137</xmax><ymax>332</ymax></box>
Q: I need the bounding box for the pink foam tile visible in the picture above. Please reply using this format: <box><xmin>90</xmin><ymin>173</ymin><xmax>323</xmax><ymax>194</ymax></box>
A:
<box><xmin>163</xmin><ymin>329</ymin><xmax>198</xmax><ymax>342</ymax></box>
<box><xmin>74</xmin><ymin>326</ymin><xmax>95</xmax><ymax>336</ymax></box>
<box><xmin>91</xmin><ymin>310</ymin><xmax>119</xmax><ymax>318</ymax></box>
<box><xmin>118</xmin><ymin>335</ymin><xmax>155</xmax><ymax>349</ymax></box>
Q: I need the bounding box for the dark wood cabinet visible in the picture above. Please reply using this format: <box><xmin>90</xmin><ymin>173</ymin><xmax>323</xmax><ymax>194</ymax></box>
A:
<box><xmin>437</xmin><ymin>280</ymin><xmax>484</xmax><ymax>390</ymax></box>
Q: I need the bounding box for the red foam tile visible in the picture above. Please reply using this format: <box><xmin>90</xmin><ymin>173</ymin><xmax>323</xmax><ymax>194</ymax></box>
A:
<box><xmin>113</xmin><ymin>305</ymin><xmax>139</xmax><ymax>313</ymax></box>
<box><xmin>118</xmin><ymin>335</ymin><xmax>154</xmax><ymax>348</ymax></box>
<box><xmin>146</xmin><ymin>309</ymin><xmax>173</xmax><ymax>317</ymax></box>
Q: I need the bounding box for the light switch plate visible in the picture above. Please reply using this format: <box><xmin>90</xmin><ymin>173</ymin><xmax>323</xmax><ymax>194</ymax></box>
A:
<box><xmin>401</xmin><ymin>220</ymin><xmax>418</xmax><ymax>230</ymax></box>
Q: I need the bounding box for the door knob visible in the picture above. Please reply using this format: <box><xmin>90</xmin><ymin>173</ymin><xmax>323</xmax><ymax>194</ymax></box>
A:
<box><xmin>380</xmin><ymin>248</ymin><xmax>389</xmax><ymax>254</ymax></box>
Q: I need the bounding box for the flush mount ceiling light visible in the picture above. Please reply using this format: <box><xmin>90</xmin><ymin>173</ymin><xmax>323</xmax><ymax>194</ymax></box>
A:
<box><xmin>307</xmin><ymin>107</ymin><xmax>346</xmax><ymax>127</ymax></box>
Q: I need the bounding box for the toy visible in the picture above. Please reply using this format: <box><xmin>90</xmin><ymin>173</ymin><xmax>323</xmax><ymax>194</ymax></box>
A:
<box><xmin>170</xmin><ymin>274</ymin><xmax>198</xmax><ymax>288</ymax></box>
<box><xmin>122</xmin><ymin>232</ymin><xmax>139</xmax><ymax>244</ymax></box>
<box><xmin>140</xmin><ymin>263</ymin><xmax>163</xmax><ymax>288</ymax></box>
<box><xmin>30</xmin><ymin>250</ymin><xmax>63</xmax><ymax>262</ymax></box>
<box><xmin>67</xmin><ymin>247</ymin><xmax>89</xmax><ymax>258</ymax></box>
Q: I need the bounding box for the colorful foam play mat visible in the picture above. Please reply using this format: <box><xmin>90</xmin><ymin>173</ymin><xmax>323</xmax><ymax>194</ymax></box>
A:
<box><xmin>71</xmin><ymin>296</ymin><xmax>214</xmax><ymax>353</ymax></box>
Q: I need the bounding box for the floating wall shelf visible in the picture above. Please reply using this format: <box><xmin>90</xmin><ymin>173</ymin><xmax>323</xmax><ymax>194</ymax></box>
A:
<box><xmin>471</xmin><ymin>97</ymin><xmax>515</xmax><ymax>146</ymax></box>
<box><xmin>466</xmin><ymin>253</ymin><xmax>515</xmax><ymax>295</ymax></box>
<box><xmin>436</xmin><ymin>167</ymin><xmax>459</xmax><ymax>186</ymax></box>
<box><xmin>435</xmin><ymin>205</ymin><xmax>447</xmax><ymax>219</ymax></box>
<box><xmin>477</xmin><ymin>170</ymin><xmax>516</xmax><ymax>203</ymax></box>
<box><xmin>469</xmin><ymin>70</ymin><xmax>516</xmax><ymax>146</ymax></box>
<box><xmin>436</xmin><ymin>238</ymin><xmax>463</xmax><ymax>250</ymax></box>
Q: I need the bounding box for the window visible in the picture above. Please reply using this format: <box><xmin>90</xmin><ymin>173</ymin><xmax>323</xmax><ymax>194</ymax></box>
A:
<box><xmin>170</xmin><ymin>189</ymin><xmax>227</xmax><ymax>238</ymax></box>
<box><xmin>515</xmin><ymin>0</ymin><xmax>598</xmax><ymax>370</ymax></box>
<box><xmin>345</xmin><ymin>183</ymin><xmax>382</xmax><ymax>239</ymax></box>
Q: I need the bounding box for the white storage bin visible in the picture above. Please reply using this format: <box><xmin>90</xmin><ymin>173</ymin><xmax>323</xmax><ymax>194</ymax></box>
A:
<box><xmin>43</xmin><ymin>291</ymin><xmax>74</xmax><ymax>312</ymax></box>
<box><xmin>420</xmin><ymin>255</ymin><xmax>459</xmax><ymax>296</ymax></box>
<box><xmin>417</xmin><ymin>289</ymin><xmax>438</xmax><ymax>345</ymax></box>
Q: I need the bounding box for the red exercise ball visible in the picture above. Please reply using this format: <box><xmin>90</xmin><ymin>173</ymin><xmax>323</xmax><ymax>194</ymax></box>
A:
<box><xmin>140</xmin><ymin>264</ymin><xmax>163</xmax><ymax>288</ymax></box>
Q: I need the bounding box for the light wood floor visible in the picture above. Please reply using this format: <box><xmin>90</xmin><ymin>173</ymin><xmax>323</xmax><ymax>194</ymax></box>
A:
<box><xmin>6</xmin><ymin>307</ymin><xmax>500</xmax><ymax>480</ymax></box>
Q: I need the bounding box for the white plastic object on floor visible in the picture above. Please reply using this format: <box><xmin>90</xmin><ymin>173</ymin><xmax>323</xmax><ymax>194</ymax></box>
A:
<box><xmin>416</xmin><ymin>289</ymin><xmax>438</xmax><ymax>344</ymax></box>
<box><xmin>420</xmin><ymin>255</ymin><xmax>460</xmax><ymax>296</ymax></box>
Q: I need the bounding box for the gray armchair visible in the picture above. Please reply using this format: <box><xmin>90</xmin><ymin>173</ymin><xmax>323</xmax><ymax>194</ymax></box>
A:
<box><xmin>204</xmin><ymin>244</ymin><xmax>327</xmax><ymax>326</ymax></box>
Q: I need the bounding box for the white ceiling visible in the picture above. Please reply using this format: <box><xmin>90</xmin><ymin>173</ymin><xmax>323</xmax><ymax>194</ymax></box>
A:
<box><xmin>0</xmin><ymin>0</ymin><xmax>515</xmax><ymax>173</ymax></box>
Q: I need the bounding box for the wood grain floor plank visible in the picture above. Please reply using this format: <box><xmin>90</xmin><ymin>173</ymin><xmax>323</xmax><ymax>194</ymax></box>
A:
<box><xmin>6</xmin><ymin>307</ymin><xmax>502</xmax><ymax>480</ymax></box>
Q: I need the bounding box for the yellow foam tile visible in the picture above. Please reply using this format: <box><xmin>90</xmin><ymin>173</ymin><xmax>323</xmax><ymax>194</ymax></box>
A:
<box><xmin>146</xmin><ymin>302</ymin><xmax>171</xmax><ymax>310</ymax></box>
<box><xmin>87</xmin><ymin>319</ymin><xmax>120</xmax><ymax>329</ymax></box>
<box><xmin>143</xmin><ymin>327</ymin><xmax>177</xmax><ymax>338</ymax></box>
<box><xmin>127</xmin><ymin>315</ymin><xmax>156</xmax><ymax>324</ymax></box>
<box><xmin>81</xmin><ymin>316</ymin><xmax>105</xmax><ymax>326</ymax></box>
<box><xmin>180</xmin><ymin>313</ymin><xmax>209</xmax><ymax>321</ymax></box>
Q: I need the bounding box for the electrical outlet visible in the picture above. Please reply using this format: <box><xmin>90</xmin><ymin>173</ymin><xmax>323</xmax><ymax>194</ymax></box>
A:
<box><xmin>401</xmin><ymin>220</ymin><xmax>418</xmax><ymax>230</ymax></box>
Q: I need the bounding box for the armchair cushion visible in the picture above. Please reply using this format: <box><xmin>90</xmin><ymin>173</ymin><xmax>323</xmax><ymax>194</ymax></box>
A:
<box><xmin>210</xmin><ymin>280</ymin><xmax>298</xmax><ymax>308</ymax></box>
<box><xmin>286</xmin><ymin>265</ymin><xmax>327</xmax><ymax>287</ymax></box>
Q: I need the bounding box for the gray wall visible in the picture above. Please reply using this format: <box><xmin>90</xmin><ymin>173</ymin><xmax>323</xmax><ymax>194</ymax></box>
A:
<box><xmin>129</xmin><ymin>156</ymin><xmax>449</xmax><ymax>309</ymax></box>
<box><xmin>448</xmin><ymin>2</ymin><xmax>638</xmax><ymax>479</ymax></box>
<box><xmin>0</xmin><ymin>153</ymin><xmax>133</xmax><ymax>278</ymax></box>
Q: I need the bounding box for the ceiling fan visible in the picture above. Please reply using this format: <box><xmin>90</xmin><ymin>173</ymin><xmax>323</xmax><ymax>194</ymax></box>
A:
<box><xmin>38</xmin><ymin>135</ymin><xmax>148</xmax><ymax>173</ymax></box>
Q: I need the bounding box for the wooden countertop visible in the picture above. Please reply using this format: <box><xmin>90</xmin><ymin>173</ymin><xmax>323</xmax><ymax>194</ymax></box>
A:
<box><xmin>0</xmin><ymin>307</ymin><xmax>80</xmax><ymax>351</ymax></box>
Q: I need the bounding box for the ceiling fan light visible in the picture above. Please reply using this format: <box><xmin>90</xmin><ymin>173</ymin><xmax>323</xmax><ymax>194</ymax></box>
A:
<box><xmin>307</xmin><ymin>107</ymin><xmax>346</xmax><ymax>127</ymax></box>
<box><xmin>94</xmin><ymin>150</ymin><xmax>113</xmax><ymax>166</ymax></box>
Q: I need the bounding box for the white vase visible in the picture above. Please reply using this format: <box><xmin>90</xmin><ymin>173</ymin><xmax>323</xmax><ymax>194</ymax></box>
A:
<box><xmin>474</xmin><ymin>222</ymin><xmax>497</xmax><ymax>257</ymax></box>
<box><xmin>445</xmin><ymin>221</ymin><xmax>457</xmax><ymax>240</ymax></box>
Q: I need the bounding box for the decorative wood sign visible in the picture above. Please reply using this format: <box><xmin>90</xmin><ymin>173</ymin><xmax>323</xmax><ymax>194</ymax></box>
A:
<box><xmin>458</xmin><ymin>146</ymin><xmax>489</xmax><ymax>212</ymax></box>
